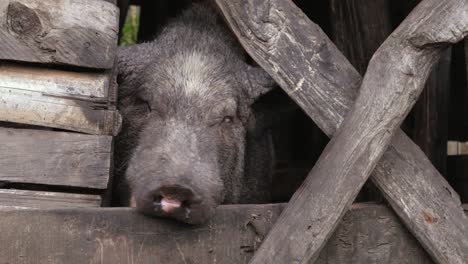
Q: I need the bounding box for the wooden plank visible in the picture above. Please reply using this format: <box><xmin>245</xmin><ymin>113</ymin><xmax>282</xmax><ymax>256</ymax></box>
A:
<box><xmin>448</xmin><ymin>156</ymin><xmax>468</xmax><ymax>202</ymax></box>
<box><xmin>466</xmin><ymin>37</ymin><xmax>468</xmax><ymax>84</ymax></box>
<box><xmin>0</xmin><ymin>189</ymin><xmax>101</xmax><ymax>209</ymax></box>
<box><xmin>0</xmin><ymin>203</ymin><xmax>433</xmax><ymax>264</ymax></box>
<box><xmin>215</xmin><ymin>0</ymin><xmax>468</xmax><ymax>263</ymax></box>
<box><xmin>409</xmin><ymin>50</ymin><xmax>451</xmax><ymax>176</ymax></box>
<box><xmin>329</xmin><ymin>0</ymin><xmax>392</xmax><ymax>75</ymax></box>
<box><xmin>0</xmin><ymin>127</ymin><xmax>112</xmax><ymax>189</ymax></box>
<box><xmin>0</xmin><ymin>63</ymin><xmax>121</xmax><ymax>135</ymax></box>
<box><xmin>0</xmin><ymin>0</ymin><xmax>118</xmax><ymax>69</ymax></box>
<box><xmin>447</xmin><ymin>41</ymin><xmax>468</xmax><ymax>141</ymax></box>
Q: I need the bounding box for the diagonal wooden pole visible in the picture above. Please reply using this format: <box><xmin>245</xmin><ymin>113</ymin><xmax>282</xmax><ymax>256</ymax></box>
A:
<box><xmin>215</xmin><ymin>0</ymin><xmax>468</xmax><ymax>263</ymax></box>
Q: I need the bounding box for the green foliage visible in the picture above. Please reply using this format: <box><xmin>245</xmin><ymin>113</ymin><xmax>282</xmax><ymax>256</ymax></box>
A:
<box><xmin>120</xmin><ymin>6</ymin><xmax>140</xmax><ymax>46</ymax></box>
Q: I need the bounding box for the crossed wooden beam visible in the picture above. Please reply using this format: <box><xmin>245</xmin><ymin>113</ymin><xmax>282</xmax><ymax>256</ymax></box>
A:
<box><xmin>215</xmin><ymin>0</ymin><xmax>468</xmax><ymax>263</ymax></box>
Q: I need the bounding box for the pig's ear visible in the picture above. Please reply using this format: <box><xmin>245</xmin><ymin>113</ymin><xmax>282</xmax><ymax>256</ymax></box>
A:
<box><xmin>242</xmin><ymin>65</ymin><xmax>276</xmax><ymax>103</ymax></box>
<box><xmin>117</xmin><ymin>43</ymin><xmax>155</xmax><ymax>86</ymax></box>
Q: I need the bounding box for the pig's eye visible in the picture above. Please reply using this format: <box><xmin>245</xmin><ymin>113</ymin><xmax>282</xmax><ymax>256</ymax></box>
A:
<box><xmin>134</xmin><ymin>92</ymin><xmax>152</xmax><ymax>112</ymax></box>
<box><xmin>222</xmin><ymin>116</ymin><xmax>234</xmax><ymax>123</ymax></box>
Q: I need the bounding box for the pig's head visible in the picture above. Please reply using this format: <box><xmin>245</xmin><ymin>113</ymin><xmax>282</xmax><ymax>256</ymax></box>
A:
<box><xmin>115</xmin><ymin>37</ymin><xmax>275</xmax><ymax>224</ymax></box>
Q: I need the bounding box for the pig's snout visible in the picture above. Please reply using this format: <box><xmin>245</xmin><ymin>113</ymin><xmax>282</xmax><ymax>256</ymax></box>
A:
<box><xmin>134</xmin><ymin>184</ymin><xmax>216</xmax><ymax>225</ymax></box>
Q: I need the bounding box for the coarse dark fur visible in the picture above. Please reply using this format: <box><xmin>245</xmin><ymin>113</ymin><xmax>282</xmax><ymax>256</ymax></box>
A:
<box><xmin>113</xmin><ymin>2</ymin><xmax>276</xmax><ymax>224</ymax></box>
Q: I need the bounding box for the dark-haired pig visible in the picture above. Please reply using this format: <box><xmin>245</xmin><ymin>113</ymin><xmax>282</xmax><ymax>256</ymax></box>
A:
<box><xmin>114</xmin><ymin>2</ymin><xmax>276</xmax><ymax>224</ymax></box>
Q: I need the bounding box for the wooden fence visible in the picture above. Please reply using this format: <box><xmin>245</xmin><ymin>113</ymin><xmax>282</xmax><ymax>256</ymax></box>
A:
<box><xmin>0</xmin><ymin>0</ymin><xmax>119</xmax><ymax>206</ymax></box>
<box><xmin>1</xmin><ymin>0</ymin><xmax>468</xmax><ymax>263</ymax></box>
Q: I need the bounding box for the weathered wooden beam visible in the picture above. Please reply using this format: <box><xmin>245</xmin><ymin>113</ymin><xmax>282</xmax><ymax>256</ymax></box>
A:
<box><xmin>0</xmin><ymin>189</ymin><xmax>101</xmax><ymax>209</ymax></box>
<box><xmin>215</xmin><ymin>0</ymin><xmax>468</xmax><ymax>263</ymax></box>
<box><xmin>0</xmin><ymin>63</ymin><xmax>121</xmax><ymax>135</ymax></box>
<box><xmin>0</xmin><ymin>204</ymin><xmax>434</xmax><ymax>264</ymax></box>
<box><xmin>395</xmin><ymin>0</ymin><xmax>451</xmax><ymax>177</ymax></box>
<box><xmin>0</xmin><ymin>127</ymin><xmax>112</xmax><ymax>189</ymax></box>
<box><xmin>0</xmin><ymin>0</ymin><xmax>118</xmax><ymax>69</ymax></box>
<box><xmin>329</xmin><ymin>0</ymin><xmax>392</xmax><ymax>202</ymax></box>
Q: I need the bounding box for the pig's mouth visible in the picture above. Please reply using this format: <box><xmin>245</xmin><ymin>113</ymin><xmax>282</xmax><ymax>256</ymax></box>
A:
<box><xmin>130</xmin><ymin>184</ymin><xmax>217</xmax><ymax>225</ymax></box>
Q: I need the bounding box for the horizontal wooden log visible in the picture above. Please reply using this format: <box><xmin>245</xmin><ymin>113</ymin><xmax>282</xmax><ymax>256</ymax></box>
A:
<box><xmin>0</xmin><ymin>63</ymin><xmax>121</xmax><ymax>135</ymax></box>
<box><xmin>0</xmin><ymin>0</ymin><xmax>118</xmax><ymax>69</ymax></box>
<box><xmin>0</xmin><ymin>189</ymin><xmax>101</xmax><ymax>208</ymax></box>
<box><xmin>0</xmin><ymin>203</ymin><xmax>434</xmax><ymax>263</ymax></box>
<box><xmin>0</xmin><ymin>127</ymin><xmax>112</xmax><ymax>189</ymax></box>
<box><xmin>215</xmin><ymin>0</ymin><xmax>468</xmax><ymax>263</ymax></box>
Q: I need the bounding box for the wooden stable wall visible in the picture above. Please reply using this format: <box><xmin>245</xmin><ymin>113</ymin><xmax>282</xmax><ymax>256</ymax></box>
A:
<box><xmin>0</xmin><ymin>128</ymin><xmax>112</xmax><ymax>189</ymax></box>
<box><xmin>0</xmin><ymin>63</ymin><xmax>120</xmax><ymax>135</ymax></box>
<box><xmin>0</xmin><ymin>0</ymin><xmax>119</xmax><ymax>207</ymax></box>
<box><xmin>0</xmin><ymin>204</ymin><xmax>437</xmax><ymax>264</ymax></box>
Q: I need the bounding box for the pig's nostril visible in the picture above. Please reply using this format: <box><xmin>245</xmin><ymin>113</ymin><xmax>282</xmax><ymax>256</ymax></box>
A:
<box><xmin>154</xmin><ymin>195</ymin><xmax>163</xmax><ymax>203</ymax></box>
<box><xmin>155</xmin><ymin>195</ymin><xmax>185</xmax><ymax>213</ymax></box>
<box><xmin>181</xmin><ymin>200</ymin><xmax>190</xmax><ymax>208</ymax></box>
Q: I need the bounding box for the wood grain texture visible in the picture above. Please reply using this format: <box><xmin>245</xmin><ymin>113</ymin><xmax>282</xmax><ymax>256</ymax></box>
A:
<box><xmin>0</xmin><ymin>204</ymin><xmax>434</xmax><ymax>264</ymax></box>
<box><xmin>329</xmin><ymin>0</ymin><xmax>392</xmax><ymax>75</ymax></box>
<box><xmin>329</xmin><ymin>0</ymin><xmax>392</xmax><ymax>202</ymax></box>
<box><xmin>397</xmin><ymin>0</ymin><xmax>451</xmax><ymax>177</ymax></box>
<box><xmin>0</xmin><ymin>189</ymin><xmax>101</xmax><ymax>208</ymax></box>
<box><xmin>215</xmin><ymin>0</ymin><xmax>468</xmax><ymax>263</ymax></box>
<box><xmin>0</xmin><ymin>0</ymin><xmax>118</xmax><ymax>69</ymax></box>
<box><xmin>408</xmin><ymin>49</ymin><xmax>451</xmax><ymax>176</ymax></box>
<box><xmin>0</xmin><ymin>127</ymin><xmax>112</xmax><ymax>189</ymax></box>
<box><xmin>0</xmin><ymin>63</ymin><xmax>121</xmax><ymax>135</ymax></box>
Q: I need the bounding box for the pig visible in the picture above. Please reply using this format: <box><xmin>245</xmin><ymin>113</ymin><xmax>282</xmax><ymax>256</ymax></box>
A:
<box><xmin>113</xmin><ymin>2</ymin><xmax>276</xmax><ymax>224</ymax></box>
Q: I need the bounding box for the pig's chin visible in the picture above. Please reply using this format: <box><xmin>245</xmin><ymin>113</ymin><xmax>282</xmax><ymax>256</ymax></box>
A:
<box><xmin>130</xmin><ymin>194</ymin><xmax>218</xmax><ymax>225</ymax></box>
